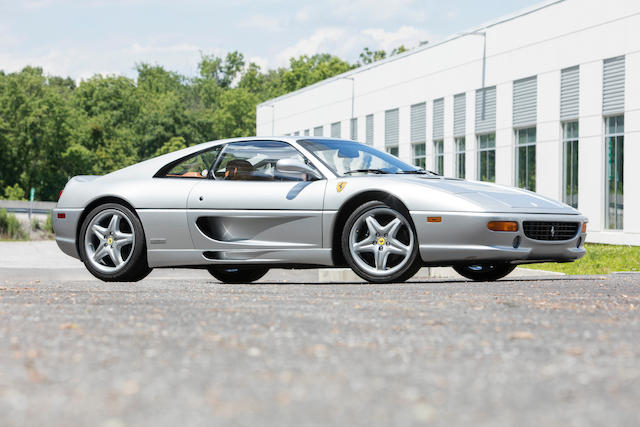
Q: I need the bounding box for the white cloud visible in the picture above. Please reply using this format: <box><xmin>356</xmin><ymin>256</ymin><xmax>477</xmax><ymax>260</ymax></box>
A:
<box><xmin>276</xmin><ymin>27</ymin><xmax>348</xmax><ymax>66</ymax></box>
<box><xmin>247</xmin><ymin>56</ymin><xmax>269</xmax><ymax>71</ymax></box>
<box><xmin>124</xmin><ymin>42</ymin><xmax>201</xmax><ymax>55</ymax></box>
<box><xmin>276</xmin><ymin>25</ymin><xmax>434</xmax><ymax>66</ymax></box>
<box><xmin>239</xmin><ymin>15</ymin><xmax>284</xmax><ymax>32</ymax></box>
<box><xmin>361</xmin><ymin>26</ymin><xmax>432</xmax><ymax>52</ymax></box>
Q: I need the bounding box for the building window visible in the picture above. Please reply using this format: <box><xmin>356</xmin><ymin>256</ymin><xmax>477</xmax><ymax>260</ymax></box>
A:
<box><xmin>366</xmin><ymin>114</ymin><xmax>374</xmax><ymax>145</ymax></box>
<box><xmin>562</xmin><ymin>121</ymin><xmax>579</xmax><ymax>208</ymax></box>
<box><xmin>387</xmin><ymin>146</ymin><xmax>399</xmax><ymax>156</ymax></box>
<box><xmin>350</xmin><ymin>118</ymin><xmax>357</xmax><ymax>141</ymax></box>
<box><xmin>433</xmin><ymin>140</ymin><xmax>444</xmax><ymax>175</ymax></box>
<box><xmin>605</xmin><ymin>115</ymin><xmax>624</xmax><ymax>230</ymax></box>
<box><xmin>304</xmin><ymin>129</ymin><xmax>310</xmax><ymax>136</ymax></box>
<box><xmin>516</xmin><ymin>127</ymin><xmax>536</xmax><ymax>191</ymax></box>
<box><xmin>294</xmin><ymin>131</ymin><xmax>300</xmax><ymax>136</ymax></box>
<box><xmin>331</xmin><ymin>122</ymin><xmax>341</xmax><ymax>138</ymax></box>
<box><xmin>412</xmin><ymin>143</ymin><xmax>426</xmax><ymax>169</ymax></box>
<box><xmin>455</xmin><ymin>137</ymin><xmax>465</xmax><ymax>179</ymax></box>
<box><xmin>313</xmin><ymin>126</ymin><xmax>323</xmax><ymax>136</ymax></box>
<box><xmin>477</xmin><ymin>133</ymin><xmax>495</xmax><ymax>182</ymax></box>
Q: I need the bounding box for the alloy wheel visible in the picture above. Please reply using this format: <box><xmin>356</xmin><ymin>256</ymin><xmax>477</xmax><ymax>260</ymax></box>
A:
<box><xmin>84</xmin><ymin>209</ymin><xmax>135</xmax><ymax>274</ymax></box>
<box><xmin>348</xmin><ymin>207</ymin><xmax>414</xmax><ymax>277</ymax></box>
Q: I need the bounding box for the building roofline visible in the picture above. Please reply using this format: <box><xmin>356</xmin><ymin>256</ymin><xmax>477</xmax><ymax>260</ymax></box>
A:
<box><xmin>257</xmin><ymin>0</ymin><xmax>565</xmax><ymax>108</ymax></box>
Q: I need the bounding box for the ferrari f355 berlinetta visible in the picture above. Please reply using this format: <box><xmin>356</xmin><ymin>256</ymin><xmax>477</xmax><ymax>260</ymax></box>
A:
<box><xmin>53</xmin><ymin>137</ymin><xmax>587</xmax><ymax>283</ymax></box>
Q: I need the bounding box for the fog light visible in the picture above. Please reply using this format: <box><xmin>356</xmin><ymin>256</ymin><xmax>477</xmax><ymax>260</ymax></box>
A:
<box><xmin>488</xmin><ymin>221</ymin><xmax>518</xmax><ymax>232</ymax></box>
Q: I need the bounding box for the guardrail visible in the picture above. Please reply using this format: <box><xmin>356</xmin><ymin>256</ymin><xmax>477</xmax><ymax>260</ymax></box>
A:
<box><xmin>0</xmin><ymin>200</ymin><xmax>57</xmax><ymax>215</ymax></box>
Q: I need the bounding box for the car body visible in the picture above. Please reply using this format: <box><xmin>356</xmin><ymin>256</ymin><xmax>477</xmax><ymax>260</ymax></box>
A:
<box><xmin>53</xmin><ymin>136</ymin><xmax>587</xmax><ymax>283</ymax></box>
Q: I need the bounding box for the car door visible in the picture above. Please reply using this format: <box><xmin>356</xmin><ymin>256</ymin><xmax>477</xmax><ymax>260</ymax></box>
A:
<box><xmin>186</xmin><ymin>140</ymin><xmax>327</xmax><ymax>262</ymax></box>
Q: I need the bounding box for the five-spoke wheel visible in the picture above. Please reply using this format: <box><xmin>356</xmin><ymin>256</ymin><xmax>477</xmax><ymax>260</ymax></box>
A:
<box><xmin>79</xmin><ymin>203</ymin><xmax>151</xmax><ymax>282</ymax></box>
<box><xmin>342</xmin><ymin>200</ymin><xmax>421</xmax><ymax>283</ymax></box>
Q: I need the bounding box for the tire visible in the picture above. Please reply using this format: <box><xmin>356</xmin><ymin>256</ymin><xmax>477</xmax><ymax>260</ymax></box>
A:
<box><xmin>453</xmin><ymin>263</ymin><xmax>516</xmax><ymax>282</ymax></box>
<box><xmin>207</xmin><ymin>266</ymin><xmax>269</xmax><ymax>284</ymax></box>
<box><xmin>341</xmin><ymin>200</ymin><xmax>422</xmax><ymax>283</ymax></box>
<box><xmin>78</xmin><ymin>203</ymin><xmax>151</xmax><ymax>282</ymax></box>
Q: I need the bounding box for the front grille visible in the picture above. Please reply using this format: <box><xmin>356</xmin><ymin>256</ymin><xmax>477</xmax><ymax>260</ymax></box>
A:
<box><xmin>523</xmin><ymin>221</ymin><xmax>580</xmax><ymax>241</ymax></box>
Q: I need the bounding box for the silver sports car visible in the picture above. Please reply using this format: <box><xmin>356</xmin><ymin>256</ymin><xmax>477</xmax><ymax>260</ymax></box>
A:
<box><xmin>53</xmin><ymin>137</ymin><xmax>587</xmax><ymax>283</ymax></box>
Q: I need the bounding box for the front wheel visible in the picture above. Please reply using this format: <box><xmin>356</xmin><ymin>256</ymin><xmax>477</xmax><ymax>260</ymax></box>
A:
<box><xmin>341</xmin><ymin>200</ymin><xmax>422</xmax><ymax>283</ymax></box>
<box><xmin>453</xmin><ymin>263</ymin><xmax>516</xmax><ymax>282</ymax></box>
<box><xmin>207</xmin><ymin>266</ymin><xmax>269</xmax><ymax>284</ymax></box>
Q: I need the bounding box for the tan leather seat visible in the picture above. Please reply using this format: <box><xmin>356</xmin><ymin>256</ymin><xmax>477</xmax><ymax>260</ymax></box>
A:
<box><xmin>224</xmin><ymin>159</ymin><xmax>254</xmax><ymax>180</ymax></box>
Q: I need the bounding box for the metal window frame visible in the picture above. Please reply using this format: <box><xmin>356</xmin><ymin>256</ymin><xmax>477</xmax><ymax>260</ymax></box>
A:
<box><xmin>562</xmin><ymin>121</ymin><xmax>579</xmax><ymax>208</ymax></box>
<box><xmin>515</xmin><ymin>126</ymin><xmax>537</xmax><ymax>191</ymax></box>
<box><xmin>476</xmin><ymin>132</ymin><xmax>496</xmax><ymax>182</ymax></box>
<box><xmin>604</xmin><ymin>114</ymin><xmax>624</xmax><ymax>230</ymax></box>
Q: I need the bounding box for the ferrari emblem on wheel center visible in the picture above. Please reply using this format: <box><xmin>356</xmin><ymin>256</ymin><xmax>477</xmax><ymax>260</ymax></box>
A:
<box><xmin>107</xmin><ymin>236</ymin><xmax>114</xmax><ymax>245</ymax></box>
<box><xmin>377</xmin><ymin>237</ymin><xmax>386</xmax><ymax>246</ymax></box>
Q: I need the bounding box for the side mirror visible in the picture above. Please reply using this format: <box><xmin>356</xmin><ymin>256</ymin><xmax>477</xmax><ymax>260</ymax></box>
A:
<box><xmin>275</xmin><ymin>158</ymin><xmax>322</xmax><ymax>180</ymax></box>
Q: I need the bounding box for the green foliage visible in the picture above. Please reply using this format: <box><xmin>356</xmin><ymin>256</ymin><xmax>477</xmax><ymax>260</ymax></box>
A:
<box><xmin>4</xmin><ymin>183</ymin><xmax>26</xmax><ymax>200</ymax></box>
<box><xmin>45</xmin><ymin>211</ymin><xmax>53</xmax><ymax>233</ymax></box>
<box><xmin>0</xmin><ymin>208</ymin><xmax>28</xmax><ymax>240</ymax></box>
<box><xmin>359</xmin><ymin>47</ymin><xmax>388</xmax><ymax>65</ymax></box>
<box><xmin>0</xmin><ymin>46</ymin><xmax>407</xmax><ymax>201</ymax></box>
<box><xmin>283</xmin><ymin>54</ymin><xmax>354</xmax><ymax>92</ymax></box>
<box><xmin>521</xmin><ymin>243</ymin><xmax>640</xmax><ymax>275</ymax></box>
<box><xmin>154</xmin><ymin>136</ymin><xmax>187</xmax><ymax>157</ymax></box>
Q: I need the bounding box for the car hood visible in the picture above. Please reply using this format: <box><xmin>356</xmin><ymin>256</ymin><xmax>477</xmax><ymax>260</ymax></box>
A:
<box><xmin>395</xmin><ymin>175</ymin><xmax>578</xmax><ymax>214</ymax></box>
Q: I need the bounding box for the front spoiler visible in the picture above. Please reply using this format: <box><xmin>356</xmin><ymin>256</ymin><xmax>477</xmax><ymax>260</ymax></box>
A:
<box><xmin>411</xmin><ymin>211</ymin><xmax>587</xmax><ymax>265</ymax></box>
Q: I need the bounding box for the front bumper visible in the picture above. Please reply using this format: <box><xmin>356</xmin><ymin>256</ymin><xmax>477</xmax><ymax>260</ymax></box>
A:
<box><xmin>52</xmin><ymin>208</ymin><xmax>83</xmax><ymax>260</ymax></box>
<box><xmin>411</xmin><ymin>211</ymin><xmax>587</xmax><ymax>266</ymax></box>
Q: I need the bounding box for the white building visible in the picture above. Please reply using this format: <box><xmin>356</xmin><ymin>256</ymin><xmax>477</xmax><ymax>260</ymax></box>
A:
<box><xmin>257</xmin><ymin>0</ymin><xmax>640</xmax><ymax>245</ymax></box>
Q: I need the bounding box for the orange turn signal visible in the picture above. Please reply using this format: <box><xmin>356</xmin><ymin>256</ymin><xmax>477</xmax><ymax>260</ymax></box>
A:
<box><xmin>581</xmin><ymin>223</ymin><xmax>587</xmax><ymax>233</ymax></box>
<box><xmin>427</xmin><ymin>216</ymin><xmax>442</xmax><ymax>223</ymax></box>
<box><xmin>488</xmin><ymin>221</ymin><xmax>518</xmax><ymax>232</ymax></box>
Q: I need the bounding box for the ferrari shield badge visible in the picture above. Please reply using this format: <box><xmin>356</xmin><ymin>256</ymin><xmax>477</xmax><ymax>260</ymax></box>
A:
<box><xmin>336</xmin><ymin>182</ymin><xmax>347</xmax><ymax>192</ymax></box>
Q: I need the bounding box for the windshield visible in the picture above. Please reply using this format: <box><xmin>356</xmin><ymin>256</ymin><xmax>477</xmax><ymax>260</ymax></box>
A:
<box><xmin>298</xmin><ymin>139</ymin><xmax>426</xmax><ymax>176</ymax></box>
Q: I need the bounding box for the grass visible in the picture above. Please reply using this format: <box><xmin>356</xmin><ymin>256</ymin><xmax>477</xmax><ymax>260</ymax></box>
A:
<box><xmin>521</xmin><ymin>243</ymin><xmax>640</xmax><ymax>275</ymax></box>
<box><xmin>0</xmin><ymin>208</ymin><xmax>28</xmax><ymax>240</ymax></box>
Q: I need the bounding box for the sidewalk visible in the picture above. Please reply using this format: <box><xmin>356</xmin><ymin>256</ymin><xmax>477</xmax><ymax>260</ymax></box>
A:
<box><xmin>0</xmin><ymin>240</ymin><xmax>564</xmax><ymax>282</ymax></box>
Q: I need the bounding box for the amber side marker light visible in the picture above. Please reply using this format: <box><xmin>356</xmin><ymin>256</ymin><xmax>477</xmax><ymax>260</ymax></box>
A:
<box><xmin>427</xmin><ymin>217</ymin><xmax>442</xmax><ymax>223</ymax></box>
<box><xmin>488</xmin><ymin>221</ymin><xmax>518</xmax><ymax>232</ymax></box>
<box><xmin>581</xmin><ymin>223</ymin><xmax>587</xmax><ymax>233</ymax></box>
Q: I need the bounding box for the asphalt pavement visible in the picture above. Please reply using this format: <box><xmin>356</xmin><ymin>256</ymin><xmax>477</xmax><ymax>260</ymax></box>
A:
<box><xmin>1</xmin><ymin>272</ymin><xmax>639</xmax><ymax>427</ymax></box>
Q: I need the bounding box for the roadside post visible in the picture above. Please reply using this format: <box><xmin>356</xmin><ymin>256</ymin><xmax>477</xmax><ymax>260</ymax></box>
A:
<box><xmin>29</xmin><ymin>187</ymin><xmax>35</xmax><ymax>220</ymax></box>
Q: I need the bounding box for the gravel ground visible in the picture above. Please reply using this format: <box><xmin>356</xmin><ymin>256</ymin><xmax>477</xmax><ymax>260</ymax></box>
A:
<box><xmin>0</xmin><ymin>274</ymin><xmax>639</xmax><ymax>427</ymax></box>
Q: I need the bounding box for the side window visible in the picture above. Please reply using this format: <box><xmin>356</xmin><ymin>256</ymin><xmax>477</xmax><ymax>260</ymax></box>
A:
<box><xmin>162</xmin><ymin>146</ymin><xmax>222</xmax><ymax>179</ymax></box>
<box><xmin>213</xmin><ymin>141</ymin><xmax>319</xmax><ymax>181</ymax></box>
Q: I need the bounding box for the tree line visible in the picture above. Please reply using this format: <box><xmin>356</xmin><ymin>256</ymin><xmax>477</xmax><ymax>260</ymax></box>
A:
<box><xmin>0</xmin><ymin>46</ymin><xmax>407</xmax><ymax>201</ymax></box>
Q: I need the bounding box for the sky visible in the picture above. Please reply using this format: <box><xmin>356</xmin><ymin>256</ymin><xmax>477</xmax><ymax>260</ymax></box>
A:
<box><xmin>1</xmin><ymin>0</ymin><xmax>542</xmax><ymax>80</ymax></box>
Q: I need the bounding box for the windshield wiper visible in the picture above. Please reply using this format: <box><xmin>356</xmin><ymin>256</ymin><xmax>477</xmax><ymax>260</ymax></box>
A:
<box><xmin>395</xmin><ymin>169</ymin><xmax>438</xmax><ymax>176</ymax></box>
<box><xmin>344</xmin><ymin>169</ymin><xmax>390</xmax><ymax>175</ymax></box>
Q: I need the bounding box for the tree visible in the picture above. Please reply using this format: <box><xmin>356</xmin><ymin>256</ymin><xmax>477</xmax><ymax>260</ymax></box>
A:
<box><xmin>154</xmin><ymin>136</ymin><xmax>187</xmax><ymax>157</ymax></box>
<box><xmin>283</xmin><ymin>54</ymin><xmax>353</xmax><ymax>92</ymax></box>
<box><xmin>358</xmin><ymin>47</ymin><xmax>387</xmax><ymax>65</ymax></box>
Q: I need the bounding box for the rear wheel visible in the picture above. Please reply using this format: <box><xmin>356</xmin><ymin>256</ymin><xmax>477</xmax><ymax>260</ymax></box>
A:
<box><xmin>453</xmin><ymin>263</ymin><xmax>516</xmax><ymax>282</ymax></box>
<box><xmin>207</xmin><ymin>266</ymin><xmax>269</xmax><ymax>284</ymax></box>
<box><xmin>341</xmin><ymin>200</ymin><xmax>422</xmax><ymax>283</ymax></box>
<box><xmin>79</xmin><ymin>203</ymin><xmax>151</xmax><ymax>282</ymax></box>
